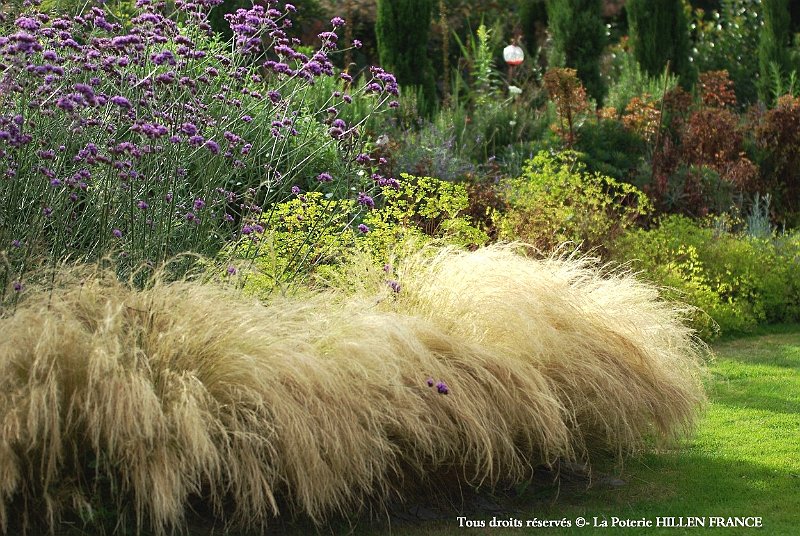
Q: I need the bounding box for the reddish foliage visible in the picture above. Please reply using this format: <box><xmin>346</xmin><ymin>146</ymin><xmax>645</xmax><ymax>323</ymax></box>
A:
<box><xmin>755</xmin><ymin>94</ymin><xmax>800</xmax><ymax>216</ymax></box>
<box><xmin>697</xmin><ymin>70</ymin><xmax>737</xmax><ymax>109</ymax></box>
<box><xmin>660</xmin><ymin>85</ymin><xmax>693</xmax><ymax>134</ymax></box>
<box><xmin>622</xmin><ymin>94</ymin><xmax>661</xmax><ymax>142</ymax></box>
<box><xmin>464</xmin><ymin>180</ymin><xmax>508</xmax><ymax>241</ymax></box>
<box><xmin>682</xmin><ymin>108</ymin><xmax>758</xmax><ymax>190</ymax></box>
<box><xmin>543</xmin><ymin>68</ymin><xmax>589</xmax><ymax>147</ymax></box>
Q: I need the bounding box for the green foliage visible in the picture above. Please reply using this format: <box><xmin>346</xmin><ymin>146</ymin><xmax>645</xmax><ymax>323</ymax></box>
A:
<box><xmin>545</xmin><ymin>0</ymin><xmax>606</xmax><ymax>103</ymax></box>
<box><xmin>452</xmin><ymin>23</ymin><xmax>503</xmax><ymax>107</ymax></box>
<box><xmin>362</xmin><ymin>173</ymin><xmax>489</xmax><ymax>254</ymax></box>
<box><xmin>626</xmin><ymin>0</ymin><xmax>693</xmax><ymax>88</ymax></box>
<box><xmin>573</xmin><ymin>118</ymin><xmax>648</xmax><ymax>182</ymax></box>
<box><xmin>375</xmin><ymin>0</ymin><xmax>437</xmax><ymax>116</ymax></box>
<box><xmin>605</xmin><ymin>49</ymin><xmax>680</xmax><ymax>115</ymax></box>
<box><xmin>229</xmin><ymin>193</ymin><xmax>358</xmax><ymax>295</ymax></box>
<box><xmin>690</xmin><ymin>0</ymin><xmax>762</xmax><ymax>105</ymax></box>
<box><xmin>496</xmin><ymin>150</ymin><xmax>652</xmax><ymax>253</ymax></box>
<box><xmin>613</xmin><ymin>215</ymin><xmax>800</xmax><ymax>338</ymax></box>
<box><xmin>766</xmin><ymin>62</ymin><xmax>800</xmax><ymax>101</ymax></box>
<box><xmin>228</xmin><ymin>174</ymin><xmax>487</xmax><ymax>294</ymax></box>
<box><xmin>758</xmin><ymin>0</ymin><xmax>793</xmax><ymax>104</ymax></box>
<box><xmin>519</xmin><ymin>0</ymin><xmax>548</xmax><ymax>47</ymax></box>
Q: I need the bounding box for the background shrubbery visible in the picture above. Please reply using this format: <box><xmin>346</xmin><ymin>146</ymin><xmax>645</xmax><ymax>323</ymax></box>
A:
<box><xmin>5</xmin><ymin>0</ymin><xmax>800</xmax><ymax>332</ymax></box>
<box><xmin>613</xmin><ymin>216</ymin><xmax>800</xmax><ymax>338</ymax></box>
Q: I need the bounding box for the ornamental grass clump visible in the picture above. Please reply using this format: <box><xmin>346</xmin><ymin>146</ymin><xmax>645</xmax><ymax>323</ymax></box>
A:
<box><xmin>0</xmin><ymin>262</ymin><xmax>571</xmax><ymax>534</ymax></box>
<box><xmin>340</xmin><ymin>242</ymin><xmax>707</xmax><ymax>455</ymax></box>
<box><xmin>0</xmin><ymin>0</ymin><xmax>398</xmax><ymax>305</ymax></box>
<box><xmin>0</xmin><ymin>245</ymin><xmax>706</xmax><ymax>534</ymax></box>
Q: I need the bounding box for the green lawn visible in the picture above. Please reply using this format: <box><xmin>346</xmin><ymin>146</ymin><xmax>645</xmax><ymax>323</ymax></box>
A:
<box><xmin>344</xmin><ymin>326</ymin><xmax>800</xmax><ymax>535</ymax></box>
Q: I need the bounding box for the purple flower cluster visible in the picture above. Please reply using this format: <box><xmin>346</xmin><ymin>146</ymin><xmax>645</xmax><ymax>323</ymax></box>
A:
<box><xmin>425</xmin><ymin>377</ymin><xmax>449</xmax><ymax>395</ymax></box>
<box><xmin>0</xmin><ymin>0</ymin><xmax>399</xmax><ymax>295</ymax></box>
<box><xmin>357</xmin><ymin>192</ymin><xmax>375</xmax><ymax>208</ymax></box>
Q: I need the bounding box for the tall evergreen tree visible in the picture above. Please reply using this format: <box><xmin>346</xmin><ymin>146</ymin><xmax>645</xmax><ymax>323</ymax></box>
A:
<box><xmin>519</xmin><ymin>0</ymin><xmax>548</xmax><ymax>49</ymax></box>
<box><xmin>626</xmin><ymin>0</ymin><xmax>693</xmax><ymax>87</ymax></box>
<box><xmin>545</xmin><ymin>0</ymin><xmax>606</xmax><ymax>103</ymax></box>
<box><xmin>375</xmin><ymin>0</ymin><xmax>437</xmax><ymax>115</ymax></box>
<box><xmin>758</xmin><ymin>0</ymin><xmax>792</xmax><ymax>104</ymax></box>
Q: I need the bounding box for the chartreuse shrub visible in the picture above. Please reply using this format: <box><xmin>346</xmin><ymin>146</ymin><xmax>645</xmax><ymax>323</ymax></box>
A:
<box><xmin>225</xmin><ymin>173</ymin><xmax>488</xmax><ymax>295</ymax></box>
<box><xmin>360</xmin><ymin>173</ymin><xmax>489</xmax><ymax>252</ymax></box>
<box><xmin>0</xmin><ymin>241</ymin><xmax>705</xmax><ymax>535</ymax></box>
<box><xmin>612</xmin><ymin>215</ymin><xmax>800</xmax><ymax>339</ymax></box>
<box><xmin>0</xmin><ymin>0</ymin><xmax>397</xmax><ymax>306</ymax></box>
<box><xmin>495</xmin><ymin>150</ymin><xmax>651</xmax><ymax>253</ymax></box>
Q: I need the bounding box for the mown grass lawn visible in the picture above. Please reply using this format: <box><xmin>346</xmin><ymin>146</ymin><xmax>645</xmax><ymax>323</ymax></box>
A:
<box><xmin>344</xmin><ymin>326</ymin><xmax>800</xmax><ymax>536</ymax></box>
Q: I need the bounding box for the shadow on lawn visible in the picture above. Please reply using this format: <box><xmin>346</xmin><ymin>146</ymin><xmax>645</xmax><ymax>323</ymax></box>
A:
<box><xmin>45</xmin><ymin>441</ymin><xmax>796</xmax><ymax>535</ymax></box>
<box><xmin>173</xmin><ymin>453</ymin><xmax>794</xmax><ymax>535</ymax></box>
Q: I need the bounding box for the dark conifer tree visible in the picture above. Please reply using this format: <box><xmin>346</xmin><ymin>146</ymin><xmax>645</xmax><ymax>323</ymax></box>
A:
<box><xmin>519</xmin><ymin>0</ymin><xmax>548</xmax><ymax>49</ymax></box>
<box><xmin>626</xmin><ymin>0</ymin><xmax>693</xmax><ymax>87</ymax></box>
<box><xmin>546</xmin><ymin>0</ymin><xmax>606</xmax><ymax>103</ymax></box>
<box><xmin>758</xmin><ymin>0</ymin><xmax>792</xmax><ymax>103</ymax></box>
<box><xmin>375</xmin><ymin>0</ymin><xmax>437</xmax><ymax>115</ymax></box>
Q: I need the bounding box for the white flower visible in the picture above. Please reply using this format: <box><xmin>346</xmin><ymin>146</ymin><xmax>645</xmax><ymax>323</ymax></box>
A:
<box><xmin>508</xmin><ymin>85</ymin><xmax>523</xmax><ymax>96</ymax></box>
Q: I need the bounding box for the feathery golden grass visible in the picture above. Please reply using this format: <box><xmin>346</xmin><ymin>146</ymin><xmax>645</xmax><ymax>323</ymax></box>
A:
<box><xmin>0</xmin><ymin>244</ymin><xmax>706</xmax><ymax>534</ymax></box>
<box><xmin>345</xmin><ymin>244</ymin><xmax>707</xmax><ymax>455</ymax></box>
